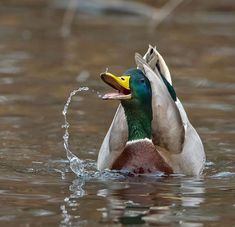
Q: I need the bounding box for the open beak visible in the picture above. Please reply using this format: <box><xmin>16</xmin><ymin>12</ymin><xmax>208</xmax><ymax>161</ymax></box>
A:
<box><xmin>101</xmin><ymin>72</ymin><xmax>132</xmax><ymax>100</ymax></box>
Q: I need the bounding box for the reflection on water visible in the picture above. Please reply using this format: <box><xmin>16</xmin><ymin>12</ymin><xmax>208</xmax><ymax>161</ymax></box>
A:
<box><xmin>60</xmin><ymin>174</ymin><xmax>229</xmax><ymax>226</ymax></box>
<box><xmin>0</xmin><ymin>0</ymin><xmax>235</xmax><ymax>226</ymax></box>
<box><xmin>60</xmin><ymin>178</ymin><xmax>85</xmax><ymax>226</ymax></box>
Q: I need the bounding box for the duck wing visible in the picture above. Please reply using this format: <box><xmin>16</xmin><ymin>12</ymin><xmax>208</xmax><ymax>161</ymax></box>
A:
<box><xmin>142</xmin><ymin>45</ymin><xmax>172</xmax><ymax>85</ymax></box>
<box><xmin>136</xmin><ymin>52</ymin><xmax>184</xmax><ymax>154</ymax></box>
<box><xmin>136</xmin><ymin>47</ymin><xmax>205</xmax><ymax>175</ymax></box>
<box><xmin>97</xmin><ymin>105</ymin><xmax>127</xmax><ymax>170</ymax></box>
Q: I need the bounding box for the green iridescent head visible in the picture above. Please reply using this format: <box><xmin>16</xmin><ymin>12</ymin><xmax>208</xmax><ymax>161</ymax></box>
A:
<box><xmin>101</xmin><ymin>68</ymin><xmax>152</xmax><ymax>105</ymax></box>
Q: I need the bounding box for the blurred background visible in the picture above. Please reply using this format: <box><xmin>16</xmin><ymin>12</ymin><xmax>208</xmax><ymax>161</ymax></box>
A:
<box><xmin>0</xmin><ymin>0</ymin><xmax>234</xmax><ymax>226</ymax></box>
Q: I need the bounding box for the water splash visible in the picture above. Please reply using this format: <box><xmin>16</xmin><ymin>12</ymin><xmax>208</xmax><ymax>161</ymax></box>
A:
<box><xmin>211</xmin><ymin>171</ymin><xmax>235</xmax><ymax>179</ymax></box>
<box><xmin>62</xmin><ymin>87</ymin><xmax>89</xmax><ymax>176</ymax></box>
<box><xmin>62</xmin><ymin>86</ymin><xmax>128</xmax><ymax>179</ymax></box>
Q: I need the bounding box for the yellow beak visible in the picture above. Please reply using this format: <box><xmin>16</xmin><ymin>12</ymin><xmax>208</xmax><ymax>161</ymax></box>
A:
<box><xmin>101</xmin><ymin>72</ymin><xmax>131</xmax><ymax>100</ymax></box>
<box><xmin>101</xmin><ymin>72</ymin><xmax>130</xmax><ymax>90</ymax></box>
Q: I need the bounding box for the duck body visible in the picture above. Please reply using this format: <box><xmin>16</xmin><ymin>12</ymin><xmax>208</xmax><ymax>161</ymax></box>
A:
<box><xmin>98</xmin><ymin>46</ymin><xmax>206</xmax><ymax>176</ymax></box>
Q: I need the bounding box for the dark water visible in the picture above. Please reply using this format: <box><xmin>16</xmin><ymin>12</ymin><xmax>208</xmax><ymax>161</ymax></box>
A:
<box><xmin>0</xmin><ymin>0</ymin><xmax>235</xmax><ymax>226</ymax></box>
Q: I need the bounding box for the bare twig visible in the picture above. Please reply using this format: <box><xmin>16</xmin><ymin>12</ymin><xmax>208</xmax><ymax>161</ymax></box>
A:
<box><xmin>60</xmin><ymin>0</ymin><xmax>184</xmax><ymax>37</ymax></box>
<box><xmin>150</xmin><ymin>0</ymin><xmax>184</xmax><ymax>29</ymax></box>
<box><xmin>61</xmin><ymin>0</ymin><xmax>78</xmax><ymax>38</ymax></box>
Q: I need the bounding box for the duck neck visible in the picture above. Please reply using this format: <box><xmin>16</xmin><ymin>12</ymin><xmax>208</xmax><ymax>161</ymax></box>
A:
<box><xmin>121</xmin><ymin>100</ymin><xmax>152</xmax><ymax>141</ymax></box>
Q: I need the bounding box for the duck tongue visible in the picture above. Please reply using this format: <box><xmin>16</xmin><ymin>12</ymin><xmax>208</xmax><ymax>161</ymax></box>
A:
<box><xmin>102</xmin><ymin>92</ymin><xmax>120</xmax><ymax>100</ymax></box>
<box><xmin>102</xmin><ymin>92</ymin><xmax>132</xmax><ymax>100</ymax></box>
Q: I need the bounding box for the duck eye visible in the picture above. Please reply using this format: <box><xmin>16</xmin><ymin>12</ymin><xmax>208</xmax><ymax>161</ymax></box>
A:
<box><xmin>140</xmin><ymin>78</ymin><xmax>145</xmax><ymax>83</ymax></box>
<box><xmin>121</xmin><ymin>77</ymin><xmax>125</xmax><ymax>81</ymax></box>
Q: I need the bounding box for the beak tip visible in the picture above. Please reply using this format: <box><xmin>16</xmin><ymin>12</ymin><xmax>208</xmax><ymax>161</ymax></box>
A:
<box><xmin>100</xmin><ymin>73</ymin><xmax>107</xmax><ymax>82</ymax></box>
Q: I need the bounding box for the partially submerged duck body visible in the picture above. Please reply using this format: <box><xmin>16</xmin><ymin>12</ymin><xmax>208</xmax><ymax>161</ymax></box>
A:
<box><xmin>98</xmin><ymin>46</ymin><xmax>206</xmax><ymax>176</ymax></box>
<box><xmin>112</xmin><ymin>138</ymin><xmax>173</xmax><ymax>174</ymax></box>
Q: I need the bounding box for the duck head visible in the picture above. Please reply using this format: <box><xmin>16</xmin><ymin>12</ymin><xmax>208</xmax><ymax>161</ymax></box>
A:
<box><xmin>101</xmin><ymin>68</ymin><xmax>151</xmax><ymax>105</ymax></box>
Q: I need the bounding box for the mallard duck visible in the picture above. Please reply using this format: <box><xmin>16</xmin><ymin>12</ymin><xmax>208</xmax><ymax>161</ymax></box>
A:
<box><xmin>98</xmin><ymin>46</ymin><xmax>206</xmax><ymax>176</ymax></box>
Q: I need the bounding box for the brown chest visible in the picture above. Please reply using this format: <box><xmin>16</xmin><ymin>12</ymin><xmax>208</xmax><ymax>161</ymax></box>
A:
<box><xmin>111</xmin><ymin>140</ymin><xmax>173</xmax><ymax>174</ymax></box>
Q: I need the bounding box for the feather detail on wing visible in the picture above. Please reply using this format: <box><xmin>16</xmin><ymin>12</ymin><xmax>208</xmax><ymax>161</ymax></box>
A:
<box><xmin>142</xmin><ymin>62</ymin><xmax>185</xmax><ymax>154</ymax></box>
<box><xmin>97</xmin><ymin>105</ymin><xmax>127</xmax><ymax>170</ymax></box>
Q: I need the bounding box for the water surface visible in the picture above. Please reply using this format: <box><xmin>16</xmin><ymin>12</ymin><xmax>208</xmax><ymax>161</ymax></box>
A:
<box><xmin>0</xmin><ymin>0</ymin><xmax>234</xmax><ymax>226</ymax></box>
